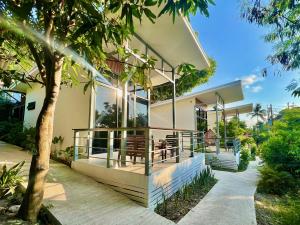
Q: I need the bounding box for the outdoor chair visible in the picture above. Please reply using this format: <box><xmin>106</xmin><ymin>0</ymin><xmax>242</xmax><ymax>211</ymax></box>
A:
<box><xmin>117</xmin><ymin>135</ymin><xmax>155</xmax><ymax>164</ymax></box>
<box><xmin>165</xmin><ymin>134</ymin><xmax>178</xmax><ymax>157</ymax></box>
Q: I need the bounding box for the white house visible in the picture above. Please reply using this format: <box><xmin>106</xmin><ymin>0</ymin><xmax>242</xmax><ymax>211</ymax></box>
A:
<box><xmin>14</xmin><ymin>10</ymin><xmax>247</xmax><ymax>208</ymax></box>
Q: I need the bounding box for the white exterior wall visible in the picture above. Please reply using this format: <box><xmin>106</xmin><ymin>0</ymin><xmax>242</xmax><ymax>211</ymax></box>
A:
<box><xmin>23</xmin><ymin>83</ymin><xmax>91</xmax><ymax>150</ymax></box>
<box><xmin>151</xmin><ymin>97</ymin><xmax>196</xmax><ymax>130</ymax></box>
<box><xmin>207</xmin><ymin>110</ymin><xmax>223</xmax><ymax>131</ymax></box>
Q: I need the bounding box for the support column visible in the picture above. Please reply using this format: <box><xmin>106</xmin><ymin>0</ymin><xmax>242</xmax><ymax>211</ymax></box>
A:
<box><xmin>88</xmin><ymin>86</ymin><xmax>95</xmax><ymax>157</ymax></box>
<box><xmin>145</xmin><ymin>129</ymin><xmax>152</xmax><ymax>176</ymax></box>
<box><xmin>107</xmin><ymin>131</ymin><xmax>114</xmax><ymax>168</ymax></box>
<box><xmin>223</xmin><ymin>110</ymin><xmax>227</xmax><ymax>151</ymax></box>
<box><xmin>215</xmin><ymin>95</ymin><xmax>220</xmax><ymax>154</ymax></box>
<box><xmin>120</xmin><ymin>81</ymin><xmax>128</xmax><ymax>166</ymax></box>
<box><xmin>147</xmin><ymin>88</ymin><xmax>151</xmax><ymax>127</ymax></box>
<box><xmin>172</xmin><ymin>68</ymin><xmax>176</xmax><ymax>129</ymax></box>
<box><xmin>73</xmin><ymin>131</ymin><xmax>79</xmax><ymax>161</ymax></box>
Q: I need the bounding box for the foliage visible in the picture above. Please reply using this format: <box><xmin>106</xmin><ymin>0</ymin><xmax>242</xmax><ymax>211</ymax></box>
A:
<box><xmin>155</xmin><ymin>167</ymin><xmax>217</xmax><ymax>222</ymax></box>
<box><xmin>249</xmin><ymin>104</ymin><xmax>266</xmax><ymax>123</ymax></box>
<box><xmin>0</xmin><ymin>161</ymin><xmax>25</xmax><ymax>199</ymax></box>
<box><xmin>260</xmin><ymin>108</ymin><xmax>300</xmax><ymax>177</ymax></box>
<box><xmin>252</xmin><ymin>123</ymin><xmax>270</xmax><ymax>146</ymax></box>
<box><xmin>255</xmin><ymin>191</ymin><xmax>300</xmax><ymax>225</ymax></box>
<box><xmin>257</xmin><ymin>166</ymin><xmax>297</xmax><ymax>196</ymax></box>
<box><xmin>0</xmin><ymin>0</ymin><xmax>215</xmax><ymax>92</ymax></box>
<box><xmin>251</xmin><ymin>145</ymin><xmax>257</xmax><ymax>160</ymax></box>
<box><xmin>238</xmin><ymin>148</ymin><xmax>251</xmax><ymax>171</ymax></box>
<box><xmin>152</xmin><ymin>58</ymin><xmax>216</xmax><ymax>102</ymax></box>
<box><xmin>242</xmin><ymin>0</ymin><xmax>300</xmax><ymax>97</ymax></box>
<box><xmin>52</xmin><ymin>136</ymin><xmax>64</xmax><ymax>145</ymax></box>
<box><xmin>0</xmin><ymin>120</ymin><xmax>36</xmax><ymax>152</ymax></box>
<box><xmin>219</xmin><ymin>116</ymin><xmax>246</xmax><ymax>139</ymax></box>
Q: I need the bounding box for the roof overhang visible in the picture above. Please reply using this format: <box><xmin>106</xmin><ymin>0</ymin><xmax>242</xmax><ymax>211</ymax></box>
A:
<box><xmin>224</xmin><ymin>103</ymin><xmax>253</xmax><ymax>117</ymax></box>
<box><xmin>132</xmin><ymin>8</ymin><xmax>210</xmax><ymax>71</ymax></box>
<box><xmin>151</xmin><ymin>80</ymin><xmax>244</xmax><ymax>108</ymax></box>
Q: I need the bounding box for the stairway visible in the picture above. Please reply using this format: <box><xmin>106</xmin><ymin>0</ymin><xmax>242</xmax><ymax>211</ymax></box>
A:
<box><xmin>205</xmin><ymin>152</ymin><xmax>238</xmax><ymax>171</ymax></box>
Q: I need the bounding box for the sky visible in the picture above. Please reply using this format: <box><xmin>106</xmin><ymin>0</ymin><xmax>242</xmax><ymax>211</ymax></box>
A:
<box><xmin>188</xmin><ymin>0</ymin><xmax>300</xmax><ymax>125</ymax></box>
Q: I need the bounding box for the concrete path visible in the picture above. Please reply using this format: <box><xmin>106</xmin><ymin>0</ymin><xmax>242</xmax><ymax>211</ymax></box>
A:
<box><xmin>178</xmin><ymin>161</ymin><xmax>259</xmax><ymax>225</ymax></box>
<box><xmin>0</xmin><ymin>141</ymin><xmax>173</xmax><ymax>225</ymax></box>
<box><xmin>1</xmin><ymin>141</ymin><xmax>259</xmax><ymax>225</ymax></box>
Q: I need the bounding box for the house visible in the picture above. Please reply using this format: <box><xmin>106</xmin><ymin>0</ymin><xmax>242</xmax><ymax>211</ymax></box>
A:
<box><xmin>151</xmin><ymin>82</ymin><xmax>253</xmax><ymax>170</ymax></box>
<box><xmin>15</xmin><ymin>11</ymin><xmax>213</xmax><ymax>208</ymax></box>
<box><xmin>151</xmin><ymin>80</ymin><xmax>245</xmax><ymax>151</ymax></box>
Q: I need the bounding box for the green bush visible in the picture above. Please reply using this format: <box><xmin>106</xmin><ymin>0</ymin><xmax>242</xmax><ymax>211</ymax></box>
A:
<box><xmin>260</xmin><ymin>108</ymin><xmax>300</xmax><ymax>177</ymax></box>
<box><xmin>250</xmin><ymin>145</ymin><xmax>257</xmax><ymax>160</ymax></box>
<box><xmin>257</xmin><ymin>166</ymin><xmax>297</xmax><ymax>195</ymax></box>
<box><xmin>238</xmin><ymin>148</ymin><xmax>251</xmax><ymax>171</ymax></box>
<box><xmin>0</xmin><ymin>161</ymin><xmax>25</xmax><ymax>199</ymax></box>
<box><xmin>261</xmin><ymin>129</ymin><xmax>300</xmax><ymax>177</ymax></box>
<box><xmin>0</xmin><ymin>120</ymin><xmax>36</xmax><ymax>152</ymax></box>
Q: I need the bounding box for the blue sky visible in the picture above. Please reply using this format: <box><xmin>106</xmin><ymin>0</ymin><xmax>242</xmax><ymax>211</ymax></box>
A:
<box><xmin>189</xmin><ymin>0</ymin><xmax>300</xmax><ymax>120</ymax></box>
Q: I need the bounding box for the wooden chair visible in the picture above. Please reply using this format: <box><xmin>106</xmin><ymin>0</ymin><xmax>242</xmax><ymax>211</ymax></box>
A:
<box><xmin>165</xmin><ymin>134</ymin><xmax>178</xmax><ymax>157</ymax></box>
<box><xmin>118</xmin><ymin>135</ymin><xmax>154</xmax><ymax>164</ymax></box>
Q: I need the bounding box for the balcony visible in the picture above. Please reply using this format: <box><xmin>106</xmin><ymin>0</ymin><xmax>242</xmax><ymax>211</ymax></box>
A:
<box><xmin>71</xmin><ymin>127</ymin><xmax>206</xmax><ymax>208</ymax></box>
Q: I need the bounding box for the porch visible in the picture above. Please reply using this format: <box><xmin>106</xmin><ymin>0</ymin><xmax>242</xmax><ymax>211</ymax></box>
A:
<box><xmin>71</xmin><ymin>127</ymin><xmax>206</xmax><ymax>208</ymax></box>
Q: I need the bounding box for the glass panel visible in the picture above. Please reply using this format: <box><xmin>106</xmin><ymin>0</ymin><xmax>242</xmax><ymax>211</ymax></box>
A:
<box><xmin>95</xmin><ymin>86</ymin><xmax>119</xmax><ymax>128</ymax></box>
<box><xmin>136</xmin><ymin>97</ymin><xmax>148</xmax><ymax>127</ymax></box>
<box><xmin>127</xmin><ymin>95</ymin><xmax>135</xmax><ymax>127</ymax></box>
<box><xmin>196</xmin><ymin>107</ymin><xmax>207</xmax><ymax>132</ymax></box>
<box><xmin>135</xmin><ymin>85</ymin><xmax>148</xmax><ymax>98</ymax></box>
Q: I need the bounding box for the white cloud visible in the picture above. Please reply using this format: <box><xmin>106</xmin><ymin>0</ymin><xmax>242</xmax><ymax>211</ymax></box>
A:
<box><xmin>251</xmin><ymin>85</ymin><xmax>263</xmax><ymax>93</ymax></box>
<box><xmin>241</xmin><ymin>74</ymin><xmax>264</xmax><ymax>86</ymax></box>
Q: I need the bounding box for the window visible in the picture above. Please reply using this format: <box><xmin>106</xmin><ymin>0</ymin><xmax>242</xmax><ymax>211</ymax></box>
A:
<box><xmin>195</xmin><ymin>106</ymin><xmax>207</xmax><ymax>132</ymax></box>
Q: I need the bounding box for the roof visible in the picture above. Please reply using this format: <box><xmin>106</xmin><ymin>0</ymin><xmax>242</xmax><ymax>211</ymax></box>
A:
<box><xmin>151</xmin><ymin>80</ymin><xmax>244</xmax><ymax>108</ymax></box>
<box><xmin>224</xmin><ymin>103</ymin><xmax>253</xmax><ymax>116</ymax></box>
<box><xmin>133</xmin><ymin>7</ymin><xmax>210</xmax><ymax>71</ymax></box>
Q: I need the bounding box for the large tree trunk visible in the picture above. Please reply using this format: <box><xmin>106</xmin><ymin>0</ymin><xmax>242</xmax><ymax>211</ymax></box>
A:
<box><xmin>18</xmin><ymin>56</ymin><xmax>63</xmax><ymax>222</ymax></box>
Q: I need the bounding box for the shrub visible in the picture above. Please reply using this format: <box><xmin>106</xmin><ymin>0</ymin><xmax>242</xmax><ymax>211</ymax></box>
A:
<box><xmin>0</xmin><ymin>161</ymin><xmax>25</xmax><ymax>199</ymax></box>
<box><xmin>250</xmin><ymin>145</ymin><xmax>257</xmax><ymax>160</ymax></box>
<box><xmin>238</xmin><ymin>148</ymin><xmax>251</xmax><ymax>171</ymax></box>
<box><xmin>0</xmin><ymin>120</ymin><xmax>36</xmax><ymax>152</ymax></box>
<box><xmin>261</xmin><ymin>129</ymin><xmax>300</xmax><ymax>177</ymax></box>
<box><xmin>257</xmin><ymin>166</ymin><xmax>297</xmax><ymax>195</ymax></box>
<box><xmin>155</xmin><ymin>167</ymin><xmax>217</xmax><ymax>222</ymax></box>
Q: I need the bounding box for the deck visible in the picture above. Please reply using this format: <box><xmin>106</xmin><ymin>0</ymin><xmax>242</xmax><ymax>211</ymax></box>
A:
<box><xmin>72</xmin><ymin>152</ymin><xmax>206</xmax><ymax>208</ymax></box>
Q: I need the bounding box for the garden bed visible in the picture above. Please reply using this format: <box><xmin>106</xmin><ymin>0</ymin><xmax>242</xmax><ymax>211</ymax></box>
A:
<box><xmin>155</xmin><ymin>167</ymin><xmax>217</xmax><ymax>223</ymax></box>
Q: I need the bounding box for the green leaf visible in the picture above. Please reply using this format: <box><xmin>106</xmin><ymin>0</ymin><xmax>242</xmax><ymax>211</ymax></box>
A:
<box><xmin>145</xmin><ymin>0</ymin><xmax>157</xmax><ymax>7</ymax></box>
<box><xmin>144</xmin><ymin>8</ymin><xmax>156</xmax><ymax>23</ymax></box>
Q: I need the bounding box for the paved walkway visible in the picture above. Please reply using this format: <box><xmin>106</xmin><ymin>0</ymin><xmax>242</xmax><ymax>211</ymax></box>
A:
<box><xmin>1</xmin><ymin>141</ymin><xmax>258</xmax><ymax>225</ymax></box>
<box><xmin>0</xmin><ymin>141</ymin><xmax>173</xmax><ymax>225</ymax></box>
<box><xmin>178</xmin><ymin>161</ymin><xmax>259</xmax><ymax>225</ymax></box>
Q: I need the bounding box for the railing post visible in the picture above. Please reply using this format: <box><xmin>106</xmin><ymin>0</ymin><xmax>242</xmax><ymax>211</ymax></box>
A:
<box><xmin>176</xmin><ymin>131</ymin><xmax>180</xmax><ymax>163</ymax></box>
<box><xmin>202</xmin><ymin>132</ymin><xmax>206</xmax><ymax>153</ymax></box>
<box><xmin>190</xmin><ymin>131</ymin><xmax>194</xmax><ymax>157</ymax></box>
<box><xmin>107</xmin><ymin>131</ymin><xmax>114</xmax><ymax>168</ymax></box>
<box><xmin>73</xmin><ymin>131</ymin><xmax>79</xmax><ymax>161</ymax></box>
<box><xmin>145</xmin><ymin>128</ymin><xmax>152</xmax><ymax>176</ymax></box>
<box><xmin>120</xmin><ymin>130</ymin><xmax>127</xmax><ymax>166</ymax></box>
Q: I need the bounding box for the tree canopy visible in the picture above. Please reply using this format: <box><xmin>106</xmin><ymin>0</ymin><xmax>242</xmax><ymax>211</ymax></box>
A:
<box><xmin>152</xmin><ymin>58</ymin><xmax>216</xmax><ymax>102</ymax></box>
<box><xmin>243</xmin><ymin>0</ymin><xmax>300</xmax><ymax>97</ymax></box>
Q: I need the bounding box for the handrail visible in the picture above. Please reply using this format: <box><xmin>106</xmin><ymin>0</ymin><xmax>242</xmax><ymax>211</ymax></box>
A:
<box><xmin>73</xmin><ymin>126</ymin><xmax>200</xmax><ymax>133</ymax></box>
<box><xmin>72</xmin><ymin>127</ymin><xmax>205</xmax><ymax>176</ymax></box>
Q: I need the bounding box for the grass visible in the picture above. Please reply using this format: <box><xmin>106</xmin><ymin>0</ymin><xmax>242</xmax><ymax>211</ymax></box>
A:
<box><xmin>255</xmin><ymin>191</ymin><xmax>300</xmax><ymax>225</ymax></box>
<box><xmin>155</xmin><ymin>167</ymin><xmax>217</xmax><ymax>223</ymax></box>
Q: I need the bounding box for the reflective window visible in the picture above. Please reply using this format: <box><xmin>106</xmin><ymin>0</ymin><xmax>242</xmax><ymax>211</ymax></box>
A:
<box><xmin>95</xmin><ymin>86</ymin><xmax>121</xmax><ymax>128</ymax></box>
<box><xmin>195</xmin><ymin>106</ymin><xmax>207</xmax><ymax>132</ymax></box>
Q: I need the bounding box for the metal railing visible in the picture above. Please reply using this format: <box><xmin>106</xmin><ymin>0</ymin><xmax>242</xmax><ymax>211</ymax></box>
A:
<box><xmin>73</xmin><ymin>127</ymin><xmax>205</xmax><ymax>176</ymax></box>
<box><xmin>204</xmin><ymin>137</ymin><xmax>241</xmax><ymax>154</ymax></box>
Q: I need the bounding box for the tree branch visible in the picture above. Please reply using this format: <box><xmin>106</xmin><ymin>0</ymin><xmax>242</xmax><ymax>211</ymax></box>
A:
<box><xmin>26</xmin><ymin>40</ymin><xmax>46</xmax><ymax>84</ymax></box>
